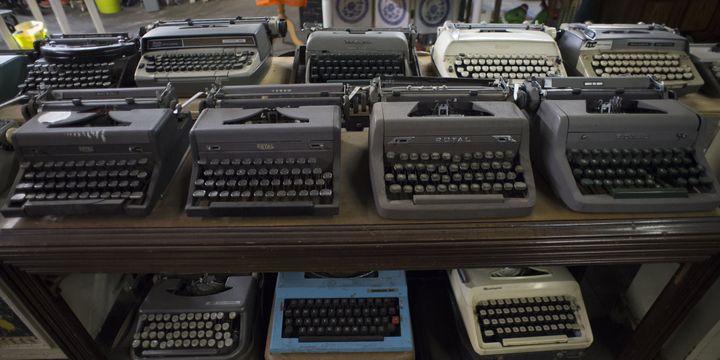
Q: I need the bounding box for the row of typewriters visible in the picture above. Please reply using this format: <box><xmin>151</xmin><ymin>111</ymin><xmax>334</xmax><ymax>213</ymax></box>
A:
<box><xmin>0</xmin><ymin>17</ymin><xmax>719</xmax><ymax>218</ymax></box>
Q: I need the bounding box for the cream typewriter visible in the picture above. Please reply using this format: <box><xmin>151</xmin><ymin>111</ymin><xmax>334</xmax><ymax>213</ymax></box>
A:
<box><xmin>557</xmin><ymin>23</ymin><xmax>703</xmax><ymax>94</ymax></box>
<box><xmin>449</xmin><ymin>267</ymin><xmax>593</xmax><ymax>359</ymax></box>
<box><xmin>431</xmin><ymin>22</ymin><xmax>567</xmax><ymax>83</ymax></box>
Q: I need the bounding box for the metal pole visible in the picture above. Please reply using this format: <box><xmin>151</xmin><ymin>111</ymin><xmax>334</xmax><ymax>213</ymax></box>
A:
<box><xmin>471</xmin><ymin>0</ymin><xmax>483</xmax><ymax>23</ymax></box>
<box><xmin>322</xmin><ymin>0</ymin><xmax>332</xmax><ymax>27</ymax></box>
<box><xmin>49</xmin><ymin>0</ymin><xmax>72</xmax><ymax>33</ymax></box>
<box><xmin>0</xmin><ymin>17</ymin><xmax>19</xmax><ymax>49</ymax></box>
<box><xmin>25</xmin><ymin>0</ymin><xmax>46</xmax><ymax>23</ymax></box>
<box><xmin>82</xmin><ymin>0</ymin><xmax>106</xmax><ymax>33</ymax></box>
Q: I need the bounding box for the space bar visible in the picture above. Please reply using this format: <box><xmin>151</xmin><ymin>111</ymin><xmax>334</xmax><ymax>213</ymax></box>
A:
<box><xmin>412</xmin><ymin>194</ymin><xmax>504</xmax><ymax>205</ymax></box>
<box><xmin>141</xmin><ymin>348</ymin><xmax>218</xmax><ymax>356</ymax></box>
<box><xmin>502</xmin><ymin>334</ymin><xmax>568</xmax><ymax>347</ymax></box>
<box><xmin>610</xmin><ymin>187</ymin><xmax>689</xmax><ymax>199</ymax></box>
<box><xmin>299</xmin><ymin>335</ymin><xmax>384</xmax><ymax>342</ymax></box>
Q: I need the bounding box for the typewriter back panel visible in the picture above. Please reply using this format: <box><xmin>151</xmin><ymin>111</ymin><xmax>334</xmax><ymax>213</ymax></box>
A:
<box><xmin>306</xmin><ymin>31</ymin><xmax>409</xmax><ymax>57</ymax></box>
<box><xmin>141</xmin><ymin>23</ymin><xmax>269</xmax><ymax>57</ymax></box>
<box><xmin>439</xmin><ymin>31</ymin><xmax>561</xmax><ymax>57</ymax></box>
<box><xmin>140</xmin><ymin>277</ymin><xmax>255</xmax><ymax>313</ymax></box>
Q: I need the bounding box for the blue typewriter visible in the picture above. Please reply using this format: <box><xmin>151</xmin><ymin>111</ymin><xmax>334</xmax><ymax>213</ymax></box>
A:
<box><xmin>267</xmin><ymin>271</ymin><xmax>414</xmax><ymax>359</ymax></box>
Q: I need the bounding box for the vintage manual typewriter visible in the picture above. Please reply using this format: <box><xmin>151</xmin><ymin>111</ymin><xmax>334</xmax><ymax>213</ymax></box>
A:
<box><xmin>266</xmin><ymin>271</ymin><xmax>414</xmax><ymax>360</ymax></box>
<box><xmin>18</xmin><ymin>33</ymin><xmax>139</xmax><ymax>94</ymax></box>
<box><xmin>449</xmin><ymin>267</ymin><xmax>593</xmax><ymax>359</ymax></box>
<box><xmin>690</xmin><ymin>43</ymin><xmax>720</xmax><ymax>97</ymax></box>
<box><xmin>131</xmin><ymin>274</ymin><xmax>257</xmax><ymax>360</ymax></box>
<box><xmin>135</xmin><ymin>17</ymin><xmax>286</xmax><ymax>96</ymax></box>
<box><xmin>432</xmin><ymin>22</ymin><xmax>567</xmax><ymax>83</ymax></box>
<box><xmin>368</xmin><ymin>77</ymin><xmax>535</xmax><ymax>219</ymax></box>
<box><xmin>557</xmin><ymin>23</ymin><xmax>703</xmax><ymax>94</ymax></box>
<box><xmin>1</xmin><ymin>85</ymin><xmax>192</xmax><ymax>217</ymax></box>
<box><xmin>185</xmin><ymin>83</ymin><xmax>342</xmax><ymax>217</ymax></box>
<box><xmin>296</xmin><ymin>24</ymin><xmax>420</xmax><ymax>85</ymax></box>
<box><xmin>525</xmin><ymin>76</ymin><xmax>720</xmax><ymax>213</ymax></box>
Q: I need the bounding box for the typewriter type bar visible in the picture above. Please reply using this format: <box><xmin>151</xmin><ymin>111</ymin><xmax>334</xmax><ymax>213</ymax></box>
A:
<box><xmin>369</xmin><ymin>77</ymin><xmax>535</xmax><ymax>219</ymax></box>
<box><xmin>529</xmin><ymin>77</ymin><xmax>720</xmax><ymax>212</ymax></box>
<box><xmin>185</xmin><ymin>83</ymin><xmax>342</xmax><ymax>217</ymax></box>
<box><xmin>1</xmin><ymin>85</ymin><xmax>192</xmax><ymax>217</ymax></box>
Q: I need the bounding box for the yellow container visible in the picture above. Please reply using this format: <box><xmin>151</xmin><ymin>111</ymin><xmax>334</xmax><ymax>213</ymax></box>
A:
<box><xmin>95</xmin><ymin>0</ymin><xmax>121</xmax><ymax>14</ymax></box>
<box><xmin>12</xmin><ymin>21</ymin><xmax>47</xmax><ymax>50</ymax></box>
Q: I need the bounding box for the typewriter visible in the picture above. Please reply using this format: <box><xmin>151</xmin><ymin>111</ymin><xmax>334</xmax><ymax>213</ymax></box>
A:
<box><xmin>131</xmin><ymin>274</ymin><xmax>257</xmax><ymax>360</ymax></box>
<box><xmin>690</xmin><ymin>43</ymin><xmax>720</xmax><ymax>97</ymax></box>
<box><xmin>432</xmin><ymin>22</ymin><xmax>567</xmax><ymax>83</ymax></box>
<box><xmin>368</xmin><ymin>77</ymin><xmax>535</xmax><ymax>219</ymax></box>
<box><xmin>449</xmin><ymin>267</ymin><xmax>593</xmax><ymax>359</ymax></box>
<box><xmin>267</xmin><ymin>271</ymin><xmax>414</xmax><ymax>360</ymax></box>
<box><xmin>18</xmin><ymin>33</ymin><xmax>139</xmax><ymax>94</ymax></box>
<box><xmin>185</xmin><ymin>83</ymin><xmax>343</xmax><ymax>217</ymax></box>
<box><xmin>557</xmin><ymin>23</ymin><xmax>703</xmax><ymax>94</ymax></box>
<box><xmin>298</xmin><ymin>24</ymin><xmax>420</xmax><ymax>85</ymax></box>
<box><xmin>135</xmin><ymin>17</ymin><xmax>287</xmax><ymax>96</ymax></box>
<box><xmin>0</xmin><ymin>85</ymin><xmax>192</xmax><ymax>217</ymax></box>
<box><xmin>525</xmin><ymin>76</ymin><xmax>720</xmax><ymax>213</ymax></box>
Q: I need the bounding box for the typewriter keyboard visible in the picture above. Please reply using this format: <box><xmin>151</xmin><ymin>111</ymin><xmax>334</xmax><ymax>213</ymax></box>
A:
<box><xmin>281</xmin><ymin>298</ymin><xmax>402</xmax><ymax>341</ymax></box>
<box><xmin>452</xmin><ymin>54</ymin><xmax>562</xmax><ymax>80</ymax></box>
<box><xmin>476</xmin><ymin>296</ymin><xmax>583</xmax><ymax>345</ymax></box>
<box><xmin>568</xmin><ymin>147</ymin><xmax>716</xmax><ymax>198</ymax></box>
<box><xmin>7</xmin><ymin>158</ymin><xmax>153</xmax><ymax>207</ymax></box>
<box><xmin>22</xmin><ymin>61</ymin><xmax>117</xmax><ymax>92</ymax></box>
<box><xmin>190</xmin><ymin>157</ymin><xmax>335</xmax><ymax>205</ymax></box>
<box><xmin>142</xmin><ymin>51</ymin><xmax>253</xmax><ymax>73</ymax></box>
<box><xmin>309</xmin><ymin>55</ymin><xmax>405</xmax><ymax>82</ymax></box>
<box><xmin>383</xmin><ymin>151</ymin><xmax>528</xmax><ymax>201</ymax></box>
<box><xmin>590</xmin><ymin>52</ymin><xmax>694</xmax><ymax>80</ymax></box>
<box><xmin>132</xmin><ymin>311</ymin><xmax>240</xmax><ymax>357</ymax></box>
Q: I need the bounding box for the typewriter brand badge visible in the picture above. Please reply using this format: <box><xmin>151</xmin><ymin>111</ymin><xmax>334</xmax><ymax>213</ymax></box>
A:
<box><xmin>436</xmin><ymin>136</ymin><xmax>471</xmax><ymax>143</ymax></box>
<box><xmin>616</xmin><ymin>133</ymin><xmax>649</xmax><ymax>140</ymax></box>
<box><xmin>257</xmin><ymin>143</ymin><xmax>275</xmax><ymax>150</ymax></box>
<box><xmin>492</xmin><ymin>135</ymin><xmax>517</xmax><ymax>143</ymax></box>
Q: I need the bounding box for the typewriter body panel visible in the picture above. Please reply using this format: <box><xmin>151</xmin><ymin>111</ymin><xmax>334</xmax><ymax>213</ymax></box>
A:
<box><xmin>0</xmin><ymin>54</ymin><xmax>29</xmax><ymax>102</ymax></box>
<box><xmin>369</xmin><ymin>77</ymin><xmax>535</xmax><ymax>219</ymax></box>
<box><xmin>20</xmin><ymin>33</ymin><xmax>139</xmax><ymax>94</ymax></box>
<box><xmin>1</xmin><ymin>86</ymin><xmax>192</xmax><ymax>217</ymax></box>
<box><xmin>0</xmin><ymin>120</ymin><xmax>19</xmax><ymax>193</ymax></box>
<box><xmin>185</xmin><ymin>84</ymin><xmax>342</xmax><ymax>217</ymax></box>
<box><xmin>303</xmin><ymin>26</ymin><xmax>420</xmax><ymax>84</ymax></box>
<box><xmin>431</xmin><ymin>22</ymin><xmax>567</xmax><ymax>83</ymax></box>
<box><xmin>267</xmin><ymin>271</ymin><xmax>414</xmax><ymax>359</ymax></box>
<box><xmin>131</xmin><ymin>275</ymin><xmax>257</xmax><ymax>360</ymax></box>
<box><xmin>531</xmin><ymin>77</ymin><xmax>720</xmax><ymax>212</ymax></box>
<box><xmin>135</xmin><ymin>17</ymin><xmax>284</xmax><ymax>96</ymax></box>
<box><xmin>449</xmin><ymin>267</ymin><xmax>593</xmax><ymax>357</ymax></box>
<box><xmin>557</xmin><ymin>23</ymin><xmax>703</xmax><ymax>94</ymax></box>
<box><xmin>690</xmin><ymin>43</ymin><xmax>720</xmax><ymax>97</ymax></box>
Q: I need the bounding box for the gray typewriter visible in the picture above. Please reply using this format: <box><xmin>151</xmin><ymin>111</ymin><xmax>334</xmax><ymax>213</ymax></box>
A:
<box><xmin>185</xmin><ymin>83</ymin><xmax>343</xmax><ymax>217</ymax></box>
<box><xmin>369</xmin><ymin>77</ymin><xmax>535</xmax><ymax>219</ymax></box>
<box><xmin>525</xmin><ymin>76</ymin><xmax>720</xmax><ymax>213</ymax></box>
<box><xmin>1</xmin><ymin>85</ymin><xmax>192</xmax><ymax>217</ymax></box>
<box><xmin>135</xmin><ymin>17</ymin><xmax>286</xmax><ymax>96</ymax></box>
<box><xmin>300</xmin><ymin>25</ymin><xmax>420</xmax><ymax>85</ymax></box>
<box><xmin>131</xmin><ymin>275</ymin><xmax>257</xmax><ymax>360</ymax></box>
<box><xmin>690</xmin><ymin>43</ymin><xmax>720</xmax><ymax>97</ymax></box>
<box><xmin>557</xmin><ymin>23</ymin><xmax>703</xmax><ymax>94</ymax></box>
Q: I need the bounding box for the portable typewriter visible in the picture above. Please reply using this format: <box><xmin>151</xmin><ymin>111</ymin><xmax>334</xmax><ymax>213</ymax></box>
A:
<box><xmin>131</xmin><ymin>274</ymin><xmax>257</xmax><ymax>360</ymax></box>
<box><xmin>185</xmin><ymin>83</ymin><xmax>343</xmax><ymax>217</ymax></box>
<box><xmin>1</xmin><ymin>85</ymin><xmax>192</xmax><ymax>217</ymax></box>
<box><xmin>18</xmin><ymin>33</ymin><xmax>139</xmax><ymax>94</ymax></box>
<box><xmin>297</xmin><ymin>24</ymin><xmax>420</xmax><ymax>85</ymax></box>
<box><xmin>368</xmin><ymin>77</ymin><xmax>535</xmax><ymax>219</ymax></box>
<box><xmin>557</xmin><ymin>23</ymin><xmax>703</xmax><ymax>94</ymax></box>
<box><xmin>267</xmin><ymin>271</ymin><xmax>414</xmax><ymax>360</ymax></box>
<box><xmin>449</xmin><ymin>267</ymin><xmax>593</xmax><ymax>359</ymax></box>
<box><xmin>525</xmin><ymin>76</ymin><xmax>720</xmax><ymax>213</ymax></box>
<box><xmin>135</xmin><ymin>17</ymin><xmax>286</xmax><ymax>96</ymax></box>
<box><xmin>690</xmin><ymin>43</ymin><xmax>720</xmax><ymax>97</ymax></box>
<box><xmin>432</xmin><ymin>22</ymin><xmax>567</xmax><ymax>83</ymax></box>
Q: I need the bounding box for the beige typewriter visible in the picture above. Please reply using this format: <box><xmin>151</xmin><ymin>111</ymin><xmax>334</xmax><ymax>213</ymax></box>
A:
<box><xmin>557</xmin><ymin>23</ymin><xmax>703</xmax><ymax>94</ymax></box>
<box><xmin>431</xmin><ymin>22</ymin><xmax>567</xmax><ymax>83</ymax></box>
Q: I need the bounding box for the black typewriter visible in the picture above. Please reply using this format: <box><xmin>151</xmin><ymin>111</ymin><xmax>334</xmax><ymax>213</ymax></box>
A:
<box><xmin>19</xmin><ymin>33</ymin><xmax>139</xmax><ymax>95</ymax></box>
<box><xmin>185</xmin><ymin>83</ymin><xmax>343</xmax><ymax>217</ymax></box>
<box><xmin>368</xmin><ymin>77</ymin><xmax>535</xmax><ymax>219</ymax></box>
<box><xmin>523</xmin><ymin>76</ymin><xmax>720</xmax><ymax>212</ymax></box>
<box><xmin>131</xmin><ymin>274</ymin><xmax>257</xmax><ymax>360</ymax></box>
<box><xmin>1</xmin><ymin>85</ymin><xmax>192</xmax><ymax>217</ymax></box>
